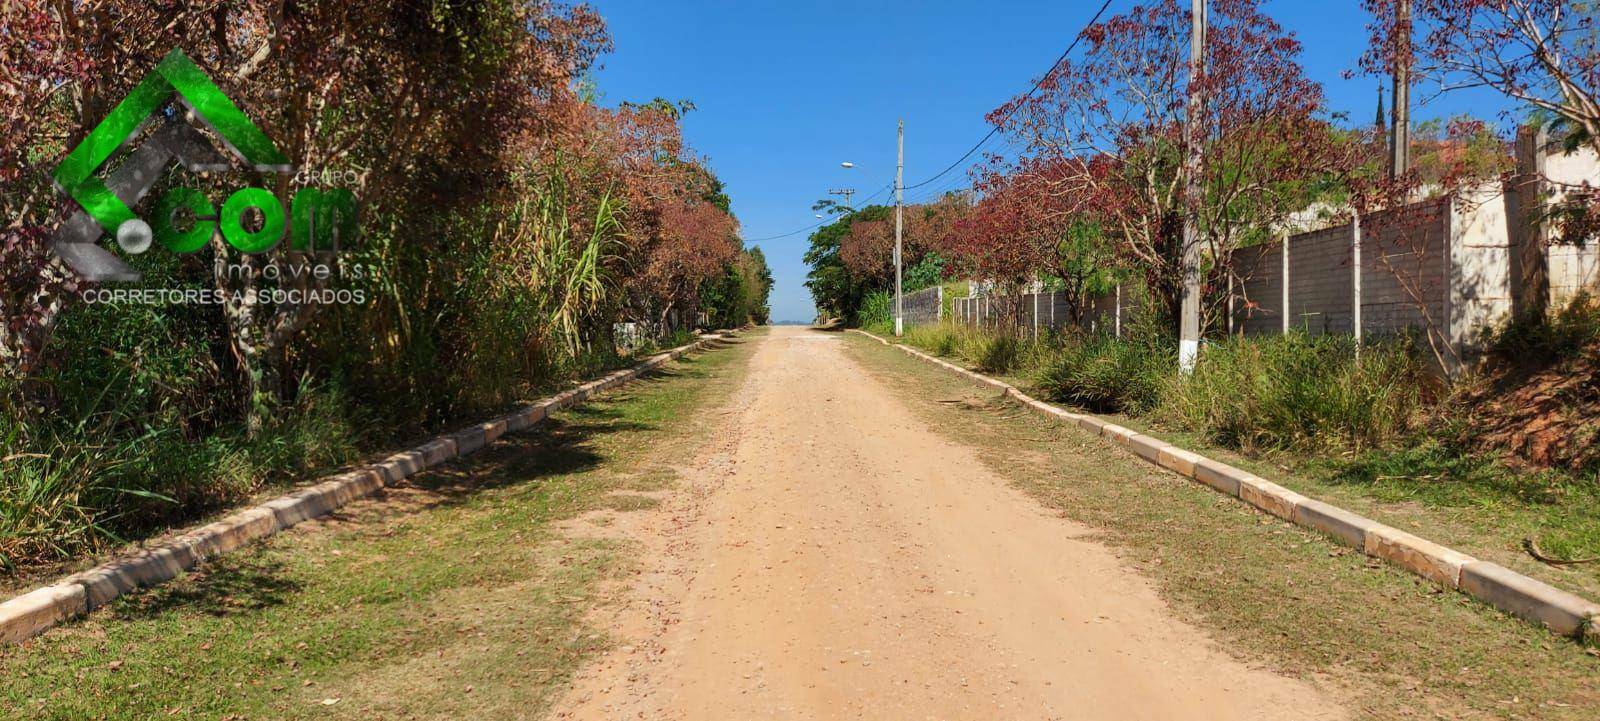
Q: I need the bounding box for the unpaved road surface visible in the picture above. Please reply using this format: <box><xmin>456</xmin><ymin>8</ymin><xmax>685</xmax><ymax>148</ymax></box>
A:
<box><xmin>554</xmin><ymin>327</ymin><xmax>1345</xmax><ymax>720</ymax></box>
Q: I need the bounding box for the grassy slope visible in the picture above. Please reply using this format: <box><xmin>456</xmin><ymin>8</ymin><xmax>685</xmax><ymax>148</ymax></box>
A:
<box><xmin>845</xmin><ymin>333</ymin><xmax>1599</xmax><ymax>721</ymax></box>
<box><xmin>0</xmin><ymin>331</ymin><xmax>761</xmax><ymax>720</ymax></box>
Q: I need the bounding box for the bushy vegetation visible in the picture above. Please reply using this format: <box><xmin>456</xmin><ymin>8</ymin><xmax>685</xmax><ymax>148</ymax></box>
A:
<box><xmin>857</xmin><ymin>291</ymin><xmax>893</xmax><ymax>330</ymax></box>
<box><xmin>1487</xmin><ymin>293</ymin><xmax>1600</xmax><ymax>363</ymax></box>
<box><xmin>888</xmin><ymin>314</ymin><xmax>1599</xmax><ymax>564</ymax></box>
<box><xmin>1157</xmin><ymin>334</ymin><xmax>1429</xmax><ymax>454</ymax></box>
<box><xmin>894</xmin><ymin>321</ymin><xmax>1432</xmax><ymax>457</ymax></box>
<box><xmin>0</xmin><ymin>2</ymin><xmax>771</xmax><ymax>570</ymax></box>
<box><xmin>1037</xmin><ymin>323</ymin><xmax>1172</xmax><ymax>414</ymax></box>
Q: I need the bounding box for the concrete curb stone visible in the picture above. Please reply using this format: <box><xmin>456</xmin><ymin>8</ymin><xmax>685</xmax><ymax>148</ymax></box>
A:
<box><xmin>1459</xmin><ymin>562</ymin><xmax>1600</xmax><ymax>637</ymax></box>
<box><xmin>1292</xmin><ymin>499</ymin><xmax>1378</xmax><ymax>549</ymax></box>
<box><xmin>375</xmin><ymin>452</ymin><xmax>423</xmax><ymax>484</ymax></box>
<box><xmin>1156</xmin><ymin>446</ymin><xmax>1205</xmax><ymax>478</ymax></box>
<box><xmin>1191</xmin><ymin>458</ymin><xmax>1246</xmax><ymax>496</ymax></box>
<box><xmin>479</xmin><ymin>418</ymin><xmax>509</xmax><ymax>444</ymax></box>
<box><xmin>1365</xmin><ymin>526</ymin><xmax>1476</xmax><ymax>589</ymax></box>
<box><xmin>416</xmin><ymin>437</ymin><xmax>457</xmax><ymax>468</ymax></box>
<box><xmin>0</xmin><ymin>336</ymin><xmax>714</xmax><ymax>646</ymax></box>
<box><xmin>1124</xmin><ymin>434</ymin><xmax>1169</xmax><ymax>464</ymax></box>
<box><xmin>846</xmin><ymin>328</ymin><xmax>1600</xmax><ymax>644</ymax></box>
<box><xmin>1237</xmin><ymin>477</ymin><xmax>1308</xmax><ymax>522</ymax></box>
<box><xmin>0</xmin><ymin>586</ymin><xmax>87</xmax><ymax>645</ymax></box>
<box><xmin>450</xmin><ymin>426</ymin><xmax>487</xmax><ymax>456</ymax></box>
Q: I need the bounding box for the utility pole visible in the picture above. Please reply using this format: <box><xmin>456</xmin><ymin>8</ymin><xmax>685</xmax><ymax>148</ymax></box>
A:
<box><xmin>1390</xmin><ymin>0</ymin><xmax>1412</xmax><ymax>180</ymax></box>
<box><xmin>1179</xmin><ymin>0</ymin><xmax>1206</xmax><ymax>373</ymax></box>
<box><xmin>894</xmin><ymin>119</ymin><xmax>905</xmax><ymax>337</ymax></box>
<box><xmin>828</xmin><ymin>188</ymin><xmax>855</xmax><ymax>214</ymax></box>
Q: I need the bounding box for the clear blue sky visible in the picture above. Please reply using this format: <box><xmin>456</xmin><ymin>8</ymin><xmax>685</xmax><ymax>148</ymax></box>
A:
<box><xmin>589</xmin><ymin>0</ymin><xmax>1513</xmax><ymax>323</ymax></box>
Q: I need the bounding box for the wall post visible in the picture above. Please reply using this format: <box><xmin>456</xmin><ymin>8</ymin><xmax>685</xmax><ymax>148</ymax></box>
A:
<box><xmin>1032</xmin><ymin>290</ymin><xmax>1039</xmax><ymax>341</ymax></box>
<box><xmin>1510</xmin><ymin>124</ymin><xmax>1550</xmax><ymax>320</ymax></box>
<box><xmin>1114</xmin><ymin>284</ymin><xmax>1123</xmax><ymax>339</ymax></box>
<box><xmin>1352</xmin><ymin>212</ymin><xmax>1364</xmax><ymax>349</ymax></box>
<box><xmin>1282</xmin><ymin>233</ymin><xmax>1291</xmax><ymax>334</ymax></box>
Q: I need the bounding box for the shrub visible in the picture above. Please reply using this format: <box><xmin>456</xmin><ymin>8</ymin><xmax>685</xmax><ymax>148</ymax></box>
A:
<box><xmin>1158</xmin><ymin>333</ymin><xmax>1428</xmax><ymax>454</ymax></box>
<box><xmin>1034</xmin><ymin>332</ymin><xmax>1170</xmax><ymax>413</ymax></box>
<box><xmin>1487</xmin><ymin>292</ymin><xmax>1600</xmax><ymax>361</ymax></box>
<box><xmin>857</xmin><ymin>290</ymin><xmax>892</xmax><ymax>330</ymax></box>
<box><xmin>963</xmin><ymin>333</ymin><xmax>1023</xmax><ymax>374</ymax></box>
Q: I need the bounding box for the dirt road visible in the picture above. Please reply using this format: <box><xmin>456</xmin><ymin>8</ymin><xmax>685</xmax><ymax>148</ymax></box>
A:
<box><xmin>554</xmin><ymin>327</ymin><xmax>1345</xmax><ymax>720</ymax></box>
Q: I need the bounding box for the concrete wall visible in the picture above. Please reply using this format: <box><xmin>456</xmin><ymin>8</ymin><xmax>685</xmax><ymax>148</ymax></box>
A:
<box><xmin>1550</xmin><ymin>244</ymin><xmax>1599</xmax><ymax>303</ymax></box>
<box><xmin>945</xmin><ymin>194</ymin><xmax>1510</xmax><ymax>370</ymax></box>
<box><xmin>901</xmin><ymin>286</ymin><xmax>942</xmax><ymax>326</ymax></box>
<box><xmin>1449</xmin><ymin>185</ymin><xmax>1516</xmax><ymax>353</ymax></box>
<box><xmin>937</xmin><ymin>133</ymin><xmax>1597</xmax><ymax>369</ymax></box>
<box><xmin>1543</xmin><ymin>144</ymin><xmax>1600</xmax><ymax>304</ymax></box>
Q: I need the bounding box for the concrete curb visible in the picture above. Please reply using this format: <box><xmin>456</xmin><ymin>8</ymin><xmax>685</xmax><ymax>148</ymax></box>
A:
<box><xmin>848</xmin><ymin>329</ymin><xmax>1600</xmax><ymax>644</ymax></box>
<box><xmin>0</xmin><ymin>332</ymin><xmax>732</xmax><ymax>646</ymax></box>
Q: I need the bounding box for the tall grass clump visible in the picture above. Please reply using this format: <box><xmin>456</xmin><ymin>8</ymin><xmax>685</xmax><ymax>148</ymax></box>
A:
<box><xmin>902</xmin><ymin>323</ymin><xmax>964</xmax><ymax>357</ymax></box>
<box><xmin>857</xmin><ymin>291</ymin><xmax>893</xmax><ymax>333</ymax></box>
<box><xmin>962</xmin><ymin>331</ymin><xmax>1023</xmax><ymax>374</ymax></box>
<box><xmin>0</xmin><ymin>373</ymin><xmax>360</xmax><ymax>571</ymax></box>
<box><xmin>1159</xmin><ymin>332</ymin><xmax>1429</xmax><ymax>454</ymax></box>
<box><xmin>1033</xmin><ymin>319</ymin><xmax>1172</xmax><ymax>413</ymax></box>
<box><xmin>902</xmin><ymin>322</ymin><xmax>1024</xmax><ymax>373</ymax></box>
<box><xmin>0</xmin><ymin>275</ymin><xmax>363</xmax><ymax>570</ymax></box>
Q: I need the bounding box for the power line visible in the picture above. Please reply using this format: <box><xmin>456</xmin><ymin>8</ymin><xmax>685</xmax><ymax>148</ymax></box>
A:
<box><xmin>742</xmin><ymin>181</ymin><xmax>893</xmax><ymax>243</ymax></box>
<box><xmin>902</xmin><ymin>0</ymin><xmax>1116</xmax><ymax>192</ymax></box>
<box><xmin>748</xmin><ymin>1</ymin><xmax>1114</xmax><ymax>246</ymax></box>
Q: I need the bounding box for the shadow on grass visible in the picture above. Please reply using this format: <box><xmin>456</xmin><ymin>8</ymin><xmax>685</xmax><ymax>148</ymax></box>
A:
<box><xmin>109</xmin><ymin>555</ymin><xmax>303</xmax><ymax>621</ymax></box>
<box><xmin>87</xmin><ymin>346</ymin><xmax>739</xmax><ymax>624</ymax></box>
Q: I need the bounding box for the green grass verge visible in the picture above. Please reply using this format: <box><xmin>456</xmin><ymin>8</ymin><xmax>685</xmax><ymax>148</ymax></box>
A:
<box><xmin>0</xmin><ymin>331</ymin><xmax>760</xmax><ymax>720</ymax></box>
<box><xmin>887</xmin><ymin>323</ymin><xmax>1600</xmax><ymax>602</ymax></box>
<box><xmin>845</xmin><ymin>332</ymin><xmax>1600</xmax><ymax>720</ymax></box>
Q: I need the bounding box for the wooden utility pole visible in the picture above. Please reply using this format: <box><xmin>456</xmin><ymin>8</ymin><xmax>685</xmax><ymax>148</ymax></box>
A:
<box><xmin>894</xmin><ymin>120</ymin><xmax>905</xmax><ymax>336</ymax></box>
<box><xmin>1390</xmin><ymin>0</ymin><xmax>1412</xmax><ymax>180</ymax></box>
<box><xmin>1179</xmin><ymin>0</ymin><xmax>1206</xmax><ymax>373</ymax></box>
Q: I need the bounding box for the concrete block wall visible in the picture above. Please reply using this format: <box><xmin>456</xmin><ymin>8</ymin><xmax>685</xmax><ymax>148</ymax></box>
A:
<box><xmin>942</xmin><ymin>125</ymin><xmax>1594</xmax><ymax>351</ymax></box>
<box><xmin>1284</xmin><ymin>223</ymin><xmax>1358</xmax><ymax>335</ymax></box>
<box><xmin>1232</xmin><ymin>244</ymin><xmax>1283</xmax><ymax>335</ymax></box>
<box><xmin>901</xmin><ymin>286</ymin><xmax>942</xmax><ymax>326</ymax></box>
<box><xmin>1543</xmin><ymin>137</ymin><xmax>1600</xmax><ymax>304</ymax></box>
<box><xmin>1448</xmin><ymin>186</ymin><xmax>1516</xmax><ymax>356</ymax></box>
<box><xmin>949</xmin><ymin>287</ymin><xmax>1141</xmax><ymax>337</ymax></box>
<box><xmin>1512</xmin><ymin>133</ymin><xmax>1600</xmax><ymax>308</ymax></box>
<box><xmin>1550</xmin><ymin>244</ymin><xmax>1599</xmax><ymax>304</ymax></box>
<box><xmin>1363</xmin><ymin>199</ymin><xmax>1453</xmax><ymax>350</ymax></box>
<box><xmin>946</xmin><ymin>194</ymin><xmax>1517</xmax><ymax>369</ymax></box>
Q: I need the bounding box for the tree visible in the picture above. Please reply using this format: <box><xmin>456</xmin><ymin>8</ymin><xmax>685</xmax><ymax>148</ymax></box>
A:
<box><xmin>993</xmin><ymin>0</ymin><xmax>1343</xmax><ymax>331</ymax></box>
<box><xmin>1362</xmin><ymin>1</ymin><xmax>1600</xmax><ymax>156</ymax></box>
<box><xmin>803</xmin><ymin>206</ymin><xmax>892</xmax><ymax>322</ymax></box>
<box><xmin>0</xmin><ymin>1</ymin><xmax>91</xmax><ymax>379</ymax></box>
<box><xmin>838</xmin><ymin>194</ymin><xmax>968</xmax><ymax>292</ymax></box>
<box><xmin>1360</xmin><ymin>0</ymin><xmax>1600</xmax><ymax>244</ymax></box>
<box><xmin>703</xmin><ymin>246</ymin><xmax>773</xmax><ymax>327</ymax></box>
<box><xmin>638</xmin><ymin>198</ymin><xmax>739</xmax><ymax>328</ymax></box>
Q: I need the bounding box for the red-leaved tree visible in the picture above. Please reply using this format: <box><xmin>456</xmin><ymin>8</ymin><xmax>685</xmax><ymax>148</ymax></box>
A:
<box><xmin>992</xmin><ymin>0</ymin><xmax>1344</xmax><ymax>330</ymax></box>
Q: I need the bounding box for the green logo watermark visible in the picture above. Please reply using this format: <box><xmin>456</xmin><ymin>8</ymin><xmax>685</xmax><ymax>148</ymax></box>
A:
<box><xmin>50</xmin><ymin>49</ymin><xmax>356</xmax><ymax>282</ymax></box>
